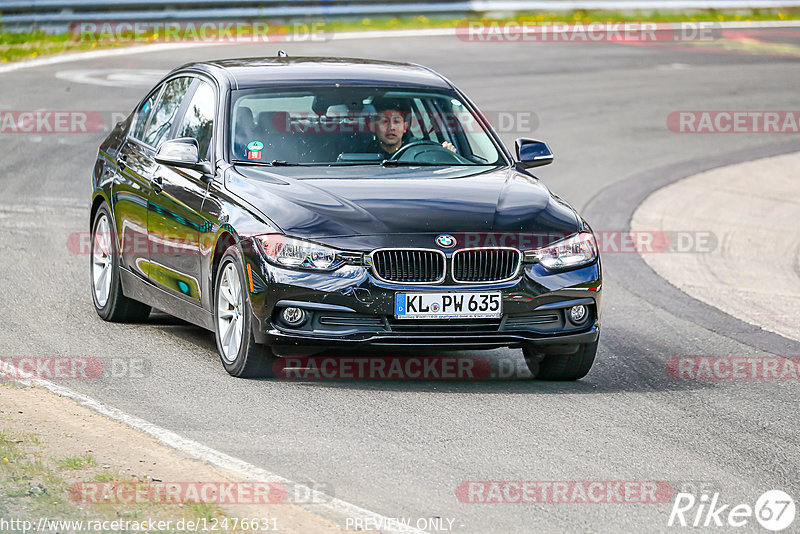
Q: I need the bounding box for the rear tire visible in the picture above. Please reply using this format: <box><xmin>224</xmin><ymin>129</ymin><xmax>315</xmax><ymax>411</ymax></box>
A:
<box><xmin>523</xmin><ymin>341</ymin><xmax>598</xmax><ymax>381</ymax></box>
<box><xmin>214</xmin><ymin>246</ymin><xmax>276</xmax><ymax>378</ymax></box>
<box><xmin>91</xmin><ymin>203</ymin><xmax>151</xmax><ymax>322</ymax></box>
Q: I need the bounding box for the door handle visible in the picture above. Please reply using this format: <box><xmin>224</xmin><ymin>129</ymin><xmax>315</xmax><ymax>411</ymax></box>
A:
<box><xmin>151</xmin><ymin>176</ymin><xmax>163</xmax><ymax>193</ymax></box>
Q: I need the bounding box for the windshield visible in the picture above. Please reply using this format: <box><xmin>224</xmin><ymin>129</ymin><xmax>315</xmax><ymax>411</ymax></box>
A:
<box><xmin>229</xmin><ymin>86</ymin><xmax>504</xmax><ymax>166</ymax></box>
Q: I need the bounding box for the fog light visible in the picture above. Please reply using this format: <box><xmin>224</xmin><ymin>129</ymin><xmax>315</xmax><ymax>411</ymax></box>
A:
<box><xmin>568</xmin><ymin>305</ymin><xmax>588</xmax><ymax>325</ymax></box>
<box><xmin>281</xmin><ymin>307</ymin><xmax>307</xmax><ymax>327</ymax></box>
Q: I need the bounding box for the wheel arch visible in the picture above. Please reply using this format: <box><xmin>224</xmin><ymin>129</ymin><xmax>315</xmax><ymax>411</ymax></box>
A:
<box><xmin>90</xmin><ymin>192</ymin><xmax>111</xmax><ymax>230</ymax></box>
<box><xmin>211</xmin><ymin>230</ymin><xmax>238</xmax><ymax>298</ymax></box>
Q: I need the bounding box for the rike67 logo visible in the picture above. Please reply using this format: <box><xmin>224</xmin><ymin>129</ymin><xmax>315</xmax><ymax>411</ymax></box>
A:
<box><xmin>668</xmin><ymin>490</ymin><xmax>795</xmax><ymax>531</ymax></box>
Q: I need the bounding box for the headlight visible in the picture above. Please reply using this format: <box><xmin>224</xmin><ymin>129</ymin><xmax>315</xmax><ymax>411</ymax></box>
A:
<box><xmin>524</xmin><ymin>232</ymin><xmax>597</xmax><ymax>271</ymax></box>
<box><xmin>256</xmin><ymin>234</ymin><xmax>342</xmax><ymax>271</ymax></box>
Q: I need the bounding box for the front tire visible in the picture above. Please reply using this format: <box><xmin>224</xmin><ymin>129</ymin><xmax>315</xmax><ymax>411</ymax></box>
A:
<box><xmin>91</xmin><ymin>203</ymin><xmax>151</xmax><ymax>322</ymax></box>
<box><xmin>523</xmin><ymin>341</ymin><xmax>598</xmax><ymax>381</ymax></box>
<box><xmin>214</xmin><ymin>246</ymin><xmax>276</xmax><ymax>378</ymax></box>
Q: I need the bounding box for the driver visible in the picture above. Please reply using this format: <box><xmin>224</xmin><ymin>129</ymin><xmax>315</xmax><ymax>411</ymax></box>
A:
<box><xmin>370</xmin><ymin>98</ymin><xmax>456</xmax><ymax>159</ymax></box>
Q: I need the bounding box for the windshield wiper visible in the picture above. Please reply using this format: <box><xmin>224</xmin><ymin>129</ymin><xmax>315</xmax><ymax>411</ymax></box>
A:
<box><xmin>380</xmin><ymin>160</ymin><xmax>449</xmax><ymax>167</ymax></box>
<box><xmin>232</xmin><ymin>159</ymin><xmax>303</xmax><ymax>166</ymax></box>
<box><xmin>234</xmin><ymin>159</ymin><xmax>464</xmax><ymax>168</ymax></box>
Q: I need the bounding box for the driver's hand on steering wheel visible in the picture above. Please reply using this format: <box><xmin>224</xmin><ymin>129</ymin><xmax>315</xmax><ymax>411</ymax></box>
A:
<box><xmin>442</xmin><ymin>141</ymin><xmax>456</xmax><ymax>153</ymax></box>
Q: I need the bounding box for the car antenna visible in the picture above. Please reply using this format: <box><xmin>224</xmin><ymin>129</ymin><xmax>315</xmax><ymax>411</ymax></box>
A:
<box><xmin>277</xmin><ymin>50</ymin><xmax>288</xmax><ymax>58</ymax></box>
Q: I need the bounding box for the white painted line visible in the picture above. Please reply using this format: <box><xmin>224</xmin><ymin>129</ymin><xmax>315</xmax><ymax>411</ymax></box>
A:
<box><xmin>54</xmin><ymin>68</ymin><xmax>166</xmax><ymax>88</ymax></box>
<box><xmin>3</xmin><ymin>19</ymin><xmax>800</xmax><ymax>75</ymax></box>
<box><xmin>0</xmin><ymin>42</ymin><xmax>216</xmax><ymax>74</ymax></box>
<box><xmin>332</xmin><ymin>20</ymin><xmax>800</xmax><ymax>41</ymax></box>
<box><xmin>330</xmin><ymin>28</ymin><xmax>458</xmax><ymax>40</ymax></box>
<box><xmin>6</xmin><ymin>367</ymin><xmax>428</xmax><ymax>534</ymax></box>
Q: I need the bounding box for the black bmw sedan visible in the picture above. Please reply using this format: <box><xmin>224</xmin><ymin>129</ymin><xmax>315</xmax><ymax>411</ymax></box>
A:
<box><xmin>90</xmin><ymin>56</ymin><xmax>601</xmax><ymax>379</ymax></box>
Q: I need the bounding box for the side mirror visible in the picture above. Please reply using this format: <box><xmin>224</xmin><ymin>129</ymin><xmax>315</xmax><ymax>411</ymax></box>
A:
<box><xmin>515</xmin><ymin>138</ymin><xmax>554</xmax><ymax>169</ymax></box>
<box><xmin>155</xmin><ymin>137</ymin><xmax>212</xmax><ymax>175</ymax></box>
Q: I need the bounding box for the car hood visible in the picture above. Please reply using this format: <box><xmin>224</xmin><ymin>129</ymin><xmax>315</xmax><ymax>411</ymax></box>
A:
<box><xmin>226</xmin><ymin>165</ymin><xmax>580</xmax><ymax>250</ymax></box>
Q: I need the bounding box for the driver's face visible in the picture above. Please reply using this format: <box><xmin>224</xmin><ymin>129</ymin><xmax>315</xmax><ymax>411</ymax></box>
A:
<box><xmin>373</xmin><ymin>110</ymin><xmax>408</xmax><ymax>150</ymax></box>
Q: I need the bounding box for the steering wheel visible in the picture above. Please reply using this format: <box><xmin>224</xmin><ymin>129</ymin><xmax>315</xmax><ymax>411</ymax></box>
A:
<box><xmin>389</xmin><ymin>140</ymin><xmax>460</xmax><ymax>163</ymax></box>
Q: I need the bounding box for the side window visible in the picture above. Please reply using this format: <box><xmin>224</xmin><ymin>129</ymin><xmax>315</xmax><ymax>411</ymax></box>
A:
<box><xmin>132</xmin><ymin>89</ymin><xmax>160</xmax><ymax>140</ymax></box>
<box><xmin>408</xmin><ymin>99</ymin><xmax>424</xmax><ymax>139</ymax></box>
<box><xmin>177</xmin><ymin>80</ymin><xmax>215</xmax><ymax>160</ymax></box>
<box><xmin>142</xmin><ymin>76</ymin><xmax>192</xmax><ymax>149</ymax></box>
<box><xmin>411</xmin><ymin>98</ymin><xmax>442</xmax><ymax>144</ymax></box>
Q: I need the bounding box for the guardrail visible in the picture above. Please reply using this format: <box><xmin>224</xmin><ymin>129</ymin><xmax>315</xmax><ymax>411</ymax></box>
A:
<box><xmin>2</xmin><ymin>0</ymin><xmax>800</xmax><ymax>31</ymax></box>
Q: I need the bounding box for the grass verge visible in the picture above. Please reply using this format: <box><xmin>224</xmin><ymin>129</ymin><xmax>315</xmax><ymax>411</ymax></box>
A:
<box><xmin>0</xmin><ymin>424</ymin><xmax>229</xmax><ymax>532</ymax></box>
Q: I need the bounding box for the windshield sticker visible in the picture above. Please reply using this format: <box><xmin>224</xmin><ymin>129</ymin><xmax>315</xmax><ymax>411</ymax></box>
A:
<box><xmin>247</xmin><ymin>141</ymin><xmax>264</xmax><ymax>160</ymax></box>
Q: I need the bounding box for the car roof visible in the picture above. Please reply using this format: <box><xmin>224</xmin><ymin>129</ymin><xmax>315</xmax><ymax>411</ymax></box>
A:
<box><xmin>177</xmin><ymin>56</ymin><xmax>454</xmax><ymax>90</ymax></box>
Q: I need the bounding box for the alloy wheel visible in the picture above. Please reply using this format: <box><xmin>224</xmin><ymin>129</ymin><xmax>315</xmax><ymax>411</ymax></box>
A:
<box><xmin>91</xmin><ymin>214</ymin><xmax>113</xmax><ymax>307</ymax></box>
<box><xmin>217</xmin><ymin>262</ymin><xmax>244</xmax><ymax>363</ymax></box>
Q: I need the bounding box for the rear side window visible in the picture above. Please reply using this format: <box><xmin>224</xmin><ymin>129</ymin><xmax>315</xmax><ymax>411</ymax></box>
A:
<box><xmin>177</xmin><ymin>80</ymin><xmax>215</xmax><ymax>160</ymax></box>
<box><xmin>142</xmin><ymin>76</ymin><xmax>192</xmax><ymax>148</ymax></box>
<box><xmin>132</xmin><ymin>89</ymin><xmax>160</xmax><ymax>140</ymax></box>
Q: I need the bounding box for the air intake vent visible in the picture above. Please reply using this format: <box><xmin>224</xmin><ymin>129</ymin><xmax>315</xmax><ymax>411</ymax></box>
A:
<box><xmin>370</xmin><ymin>249</ymin><xmax>446</xmax><ymax>284</ymax></box>
<box><xmin>452</xmin><ymin>248</ymin><xmax>522</xmax><ymax>283</ymax></box>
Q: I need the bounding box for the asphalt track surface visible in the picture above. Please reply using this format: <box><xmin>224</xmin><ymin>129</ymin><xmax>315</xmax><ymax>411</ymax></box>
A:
<box><xmin>1</xmin><ymin>29</ymin><xmax>800</xmax><ymax>532</ymax></box>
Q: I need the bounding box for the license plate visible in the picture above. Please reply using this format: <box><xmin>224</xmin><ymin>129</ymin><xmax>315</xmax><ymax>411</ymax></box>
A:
<box><xmin>395</xmin><ymin>292</ymin><xmax>502</xmax><ymax>319</ymax></box>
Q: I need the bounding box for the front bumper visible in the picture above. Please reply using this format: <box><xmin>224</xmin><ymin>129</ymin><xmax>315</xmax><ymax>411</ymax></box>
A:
<box><xmin>242</xmin><ymin>248</ymin><xmax>602</xmax><ymax>355</ymax></box>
